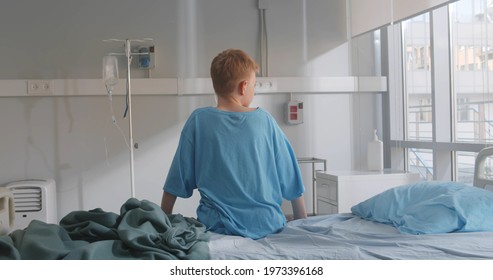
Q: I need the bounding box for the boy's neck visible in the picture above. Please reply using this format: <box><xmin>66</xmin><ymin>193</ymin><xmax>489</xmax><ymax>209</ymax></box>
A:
<box><xmin>216</xmin><ymin>95</ymin><xmax>255</xmax><ymax>112</ymax></box>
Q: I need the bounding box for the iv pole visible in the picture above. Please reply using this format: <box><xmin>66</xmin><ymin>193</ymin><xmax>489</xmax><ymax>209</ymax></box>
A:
<box><xmin>103</xmin><ymin>38</ymin><xmax>153</xmax><ymax>198</ymax></box>
<box><xmin>125</xmin><ymin>39</ymin><xmax>136</xmax><ymax>198</ymax></box>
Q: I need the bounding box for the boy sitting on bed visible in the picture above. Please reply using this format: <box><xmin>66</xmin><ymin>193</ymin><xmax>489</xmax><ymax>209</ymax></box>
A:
<box><xmin>161</xmin><ymin>48</ymin><xmax>307</xmax><ymax>240</ymax></box>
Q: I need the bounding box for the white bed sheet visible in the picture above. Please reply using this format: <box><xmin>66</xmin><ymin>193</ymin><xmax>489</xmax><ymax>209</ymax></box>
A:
<box><xmin>208</xmin><ymin>214</ymin><xmax>493</xmax><ymax>259</ymax></box>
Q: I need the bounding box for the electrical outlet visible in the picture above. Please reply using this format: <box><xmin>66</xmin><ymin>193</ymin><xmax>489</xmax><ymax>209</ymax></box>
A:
<box><xmin>27</xmin><ymin>80</ymin><xmax>54</xmax><ymax>95</ymax></box>
<box><xmin>254</xmin><ymin>79</ymin><xmax>276</xmax><ymax>92</ymax></box>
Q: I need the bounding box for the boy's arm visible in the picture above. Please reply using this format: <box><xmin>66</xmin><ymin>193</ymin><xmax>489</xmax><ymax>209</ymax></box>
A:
<box><xmin>161</xmin><ymin>191</ymin><xmax>177</xmax><ymax>214</ymax></box>
<box><xmin>291</xmin><ymin>195</ymin><xmax>307</xmax><ymax>220</ymax></box>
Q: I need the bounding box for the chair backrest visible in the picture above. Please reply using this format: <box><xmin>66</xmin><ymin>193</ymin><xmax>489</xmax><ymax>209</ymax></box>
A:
<box><xmin>473</xmin><ymin>146</ymin><xmax>493</xmax><ymax>190</ymax></box>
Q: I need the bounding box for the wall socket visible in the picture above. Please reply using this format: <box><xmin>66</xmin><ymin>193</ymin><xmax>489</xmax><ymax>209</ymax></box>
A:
<box><xmin>27</xmin><ymin>80</ymin><xmax>54</xmax><ymax>95</ymax></box>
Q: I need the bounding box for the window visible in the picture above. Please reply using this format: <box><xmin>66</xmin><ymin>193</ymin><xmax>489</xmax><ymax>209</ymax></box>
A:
<box><xmin>400</xmin><ymin>13</ymin><xmax>434</xmax><ymax>180</ymax></box>
<box><xmin>457</xmin><ymin>98</ymin><xmax>471</xmax><ymax>122</ymax></box>
<box><xmin>408</xmin><ymin>148</ymin><xmax>434</xmax><ymax>180</ymax></box>
<box><xmin>451</xmin><ymin>0</ymin><xmax>493</xmax><ymax>144</ymax></box>
<box><xmin>456</xmin><ymin>151</ymin><xmax>477</xmax><ymax>183</ymax></box>
<box><xmin>388</xmin><ymin>0</ymin><xmax>493</xmax><ymax>184</ymax></box>
<box><xmin>402</xmin><ymin>14</ymin><xmax>433</xmax><ymax>143</ymax></box>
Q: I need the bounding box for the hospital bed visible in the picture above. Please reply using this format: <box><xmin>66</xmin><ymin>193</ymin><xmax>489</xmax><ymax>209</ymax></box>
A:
<box><xmin>2</xmin><ymin>147</ymin><xmax>493</xmax><ymax>259</ymax></box>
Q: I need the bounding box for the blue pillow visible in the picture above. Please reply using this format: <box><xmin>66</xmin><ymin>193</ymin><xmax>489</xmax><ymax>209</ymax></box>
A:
<box><xmin>351</xmin><ymin>181</ymin><xmax>493</xmax><ymax>234</ymax></box>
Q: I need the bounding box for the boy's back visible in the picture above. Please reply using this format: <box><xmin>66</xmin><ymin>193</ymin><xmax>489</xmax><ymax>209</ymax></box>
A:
<box><xmin>164</xmin><ymin>107</ymin><xmax>304</xmax><ymax>239</ymax></box>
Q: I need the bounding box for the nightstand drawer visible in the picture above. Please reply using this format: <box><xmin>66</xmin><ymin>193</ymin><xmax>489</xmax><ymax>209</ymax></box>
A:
<box><xmin>317</xmin><ymin>198</ymin><xmax>337</xmax><ymax>215</ymax></box>
<box><xmin>316</xmin><ymin>180</ymin><xmax>337</xmax><ymax>203</ymax></box>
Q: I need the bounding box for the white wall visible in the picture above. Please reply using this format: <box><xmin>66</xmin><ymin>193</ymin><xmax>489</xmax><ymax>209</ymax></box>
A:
<box><xmin>0</xmin><ymin>0</ymin><xmax>378</xmax><ymax>219</ymax></box>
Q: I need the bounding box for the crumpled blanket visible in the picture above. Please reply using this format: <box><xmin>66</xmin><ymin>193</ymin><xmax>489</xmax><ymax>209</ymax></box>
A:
<box><xmin>0</xmin><ymin>198</ymin><xmax>210</xmax><ymax>260</ymax></box>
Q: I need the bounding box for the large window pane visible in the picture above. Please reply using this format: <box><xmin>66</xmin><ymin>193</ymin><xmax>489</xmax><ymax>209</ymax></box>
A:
<box><xmin>456</xmin><ymin>151</ymin><xmax>477</xmax><ymax>184</ymax></box>
<box><xmin>408</xmin><ymin>148</ymin><xmax>433</xmax><ymax>180</ymax></box>
<box><xmin>451</xmin><ymin>0</ymin><xmax>493</xmax><ymax>143</ymax></box>
<box><xmin>402</xmin><ymin>14</ymin><xmax>433</xmax><ymax>141</ymax></box>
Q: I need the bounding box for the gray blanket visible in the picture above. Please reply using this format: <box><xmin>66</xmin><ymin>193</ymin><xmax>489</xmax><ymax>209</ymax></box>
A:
<box><xmin>0</xmin><ymin>198</ymin><xmax>210</xmax><ymax>260</ymax></box>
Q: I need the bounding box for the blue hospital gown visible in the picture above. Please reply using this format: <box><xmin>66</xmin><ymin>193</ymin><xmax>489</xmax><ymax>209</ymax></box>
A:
<box><xmin>163</xmin><ymin>107</ymin><xmax>304</xmax><ymax>239</ymax></box>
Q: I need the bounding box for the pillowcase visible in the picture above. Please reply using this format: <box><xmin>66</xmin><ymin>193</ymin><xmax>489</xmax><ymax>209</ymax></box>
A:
<box><xmin>351</xmin><ymin>181</ymin><xmax>493</xmax><ymax>234</ymax></box>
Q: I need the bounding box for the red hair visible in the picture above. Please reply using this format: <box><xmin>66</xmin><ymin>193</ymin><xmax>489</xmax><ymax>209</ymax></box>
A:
<box><xmin>210</xmin><ymin>49</ymin><xmax>259</xmax><ymax>96</ymax></box>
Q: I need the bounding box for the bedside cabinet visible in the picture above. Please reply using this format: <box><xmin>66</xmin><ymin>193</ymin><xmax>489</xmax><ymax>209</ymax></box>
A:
<box><xmin>316</xmin><ymin>170</ymin><xmax>420</xmax><ymax>215</ymax></box>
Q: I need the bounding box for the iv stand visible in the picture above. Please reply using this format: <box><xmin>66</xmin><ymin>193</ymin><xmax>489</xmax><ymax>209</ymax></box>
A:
<box><xmin>125</xmin><ymin>39</ymin><xmax>136</xmax><ymax>198</ymax></box>
<box><xmin>103</xmin><ymin>38</ymin><xmax>153</xmax><ymax>199</ymax></box>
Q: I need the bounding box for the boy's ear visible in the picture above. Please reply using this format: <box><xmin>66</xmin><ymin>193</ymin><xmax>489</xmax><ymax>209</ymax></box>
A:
<box><xmin>239</xmin><ymin>80</ymin><xmax>248</xmax><ymax>95</ymax></box>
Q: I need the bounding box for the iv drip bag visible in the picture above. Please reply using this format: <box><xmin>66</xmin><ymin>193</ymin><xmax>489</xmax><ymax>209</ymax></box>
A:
<box><xmin>103</xmin><ymin>55</ymin><xmax>119</xmax><ymax>89</ymax></box>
